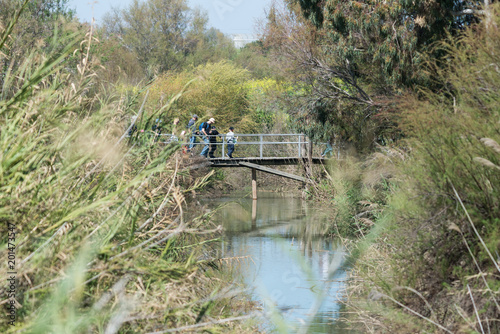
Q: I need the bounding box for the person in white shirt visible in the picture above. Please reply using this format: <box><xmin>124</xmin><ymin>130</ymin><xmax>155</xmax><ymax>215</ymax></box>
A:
<box><xmin>225</xmin><ymin>126</ymin><xmax>237</xmax><ymax>158</ymax></box>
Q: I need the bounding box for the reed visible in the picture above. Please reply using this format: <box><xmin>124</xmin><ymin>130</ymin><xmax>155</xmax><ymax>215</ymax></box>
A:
<box><xmin>0</xmin><ymin>7</ymin><xmax>254</xmax><ymax>333</ymax></box>
<box><xmin>341</xmin><ymin>5</ymin><xmax>500</xmax><ymax>333</ymax></box>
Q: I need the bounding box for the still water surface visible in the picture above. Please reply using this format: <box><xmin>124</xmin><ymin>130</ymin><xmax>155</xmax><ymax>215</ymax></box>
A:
<box><xmin>202</xmin><ymin>192</ymin><xmax>358</xmax><ymax>333</ymax></box>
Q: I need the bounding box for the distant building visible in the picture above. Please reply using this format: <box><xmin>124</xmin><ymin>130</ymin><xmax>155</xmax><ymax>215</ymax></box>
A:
<box><xmin>231</xmin><ymin>34</ymin><xmax>259</xmax><ymax>49</ymax></box>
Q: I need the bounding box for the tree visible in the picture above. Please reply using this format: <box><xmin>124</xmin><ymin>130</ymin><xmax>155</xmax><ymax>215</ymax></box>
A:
<box><xmin>295</xmin><ymin>0</ymin><xmax>486</xmax><ymax>87</ymax></box>
<box><xmin>100</xmin><ymin>0</ymin><xmax>237</xmax><ymax>74</ymax></box>
<box><xmin>233</xmin><ymin>41</ymin><xmax>276</xmax><ymax>79</ymax></box>
<box><xmin>262</xmin><ymin>1</ymin><xmax>381</xmax><ymax>148</ymax></box>
<box><xmin>0</xmin><ymin>0</ymin><xmax>78</xmax><ymax>92</ymax></box>
<box><xmin>0</xmin><ymin>0</ymin><xmax>74</xmax><ymax>51</ymax></box>
<box><xmin>184</xmin><ymin>26</ymin><xmax>237</xmax><ymax>67</ymax></box>
<box><xmin>101</xmin><ymin>0</ymin><xmax>191</xmax><ymax>72</ymax></box>
<box><xmin>261</xmin><ymin>0</ymin><xmax>490</xmax><ymax>150</ymax></box>
<box><xmin>91</xmin><ymin>29</ymin><xmax>145</xmax><ymax>86</ymax></box>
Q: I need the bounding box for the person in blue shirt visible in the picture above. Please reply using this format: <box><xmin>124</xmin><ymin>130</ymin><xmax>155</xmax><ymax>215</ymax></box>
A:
<box><xmin>200</xmin><ymin>118</ymin><xmax>215</xmax><ymax>158</ymax></box>
<box><xmin>321</xmin><ymin>141</ymin><xmax>333</xmax><ymax>158</ymax></box>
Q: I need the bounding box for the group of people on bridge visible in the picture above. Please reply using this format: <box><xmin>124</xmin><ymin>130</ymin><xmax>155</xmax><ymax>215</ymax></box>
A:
<box><xmin>129</xmin><ymin>114</ymin><xmax>333</xmax><ymax>159</ymax></box>
<box><xmin>127</xmin><ymin>114</ymin><xmax>237</xmax><ymax>159</ymax></box>
<box><xmin>184</xmin><ymin>114</ymin><xmax>238</xmax><ymax>159</ymax></box>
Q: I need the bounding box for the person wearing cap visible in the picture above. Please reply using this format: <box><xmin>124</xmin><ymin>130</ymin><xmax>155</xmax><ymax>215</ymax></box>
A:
<box><xmin>186</xmin><ymin>114</ymin><xmax>198</xmax><ymax>152</ymax></box>
<box><xmin>200</xmin><ymin>118</ymin><xmax>215</xmax><ymax>158</ymax></box>
<box><xmin>225</xmin><ymin>126</ymin><xmax>237</xmax><ymax>159</ymax></box>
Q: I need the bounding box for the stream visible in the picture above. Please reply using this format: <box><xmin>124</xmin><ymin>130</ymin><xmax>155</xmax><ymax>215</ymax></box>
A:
<box><xmin>202</xmin><ymin>192</ymin><xmax>359</xmax><ymax>333</ymax></box>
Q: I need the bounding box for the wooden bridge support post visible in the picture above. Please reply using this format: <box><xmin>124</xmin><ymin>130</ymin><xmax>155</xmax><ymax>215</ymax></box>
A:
<box><xmin>252</xmin><ymin>168</ymin><xmax>257</xmax><ymax>200</ymax></box>
<box><xmin>303</xmin><ymin>139</ymin><xmax>314</xmax><ymax>179</ymax></box>
<box><xmin>252</xmin><ymin>199</ymin><xmax>257</xmax><ymax>227</ymax></box>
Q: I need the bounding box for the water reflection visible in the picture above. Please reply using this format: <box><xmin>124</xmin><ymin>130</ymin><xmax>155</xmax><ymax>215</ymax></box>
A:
<box><xmin>202</xmin><ymin>192</ymin><xmax>358</xmax><ymax>333</ymax></box>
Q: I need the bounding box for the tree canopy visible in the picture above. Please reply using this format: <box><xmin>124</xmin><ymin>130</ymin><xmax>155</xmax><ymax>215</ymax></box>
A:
<box><xmin>261</xmin><ymin>0</ymin><xmax>490</xmax><ymax>150</ymax></box>
<box><xmin>0</xmin><ymin>0</ymin><xmax>75</xmax><ymax>55</ymax></box>
<box><xmin>100</xmin><ymin>0</ymin><xmax>237</xmax><ymax>73</ymax></box>
<box><xmin>297</xmin><ymin>0</ymin><xmax>483</xmax><ymax>87</ymax></box>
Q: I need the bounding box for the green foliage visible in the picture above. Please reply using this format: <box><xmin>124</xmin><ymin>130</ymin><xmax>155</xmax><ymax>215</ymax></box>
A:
<box><xmin>350</xmin><ymin>6</ymin><xmax>500</xmax><ymax>332</ymax></box>
<box><xmin>320</xmin><ymin>157</ymin><xmax>363</xmax><ymax>236</ymax></box>
<box><xmin>184</xmin><ymin>26</ymin><xmax>238</xmax><ymax>67</ymax></box>
<box><xmin>147</xmin><ymin>61</ymin><xmax>254</xmax><ymax>132</ymax></box>
<box><xmin>92</xmin><ymin>29</ymin><xmax>145</xmax><ymax>86</ymax></box>
<box><xmin>244</xmin><ymin>78</ymin><xmax>292</xmax><ymax>132</ymax></box>
<box><xmin>0</xmin><ymin>11</ymin><xmax>252</xmax><ymax>333</ymax></box>
<box><xmin>297</xmin><ymin>0</ymin><xmax>481</xmax><ymax>87</ymax></box>
<box><xmin>295</xmin><ymin>0</ymin><xmax>323</xmax><ymax>27</ymax></box>
<box><xmin>395</xmin><ymin>11</ymin><xmax>500</xmax><ymax>275</ymax></box>
<box><xmin>262</xmin><ymin>1</ymin><xmax>397</xmax><ymax>151</ymax></box>
<box><xmin>263</xmin><ymin>1</ymin><xmax>488</xmax><ymax>152</ymax></box>
<box><xmin>233</xmin><ymin>41</ymin><xmax>275</xmax><ymax>79</ymax></box>
<box><xmin>0</xmin><ymin>0</ymin><xmax>77</xmax><ymax>88</ymax></box>
<box><xmin>100</xmin><ymin>0</ymin><xmax>237</xmax><ymax>74</ymax></box>
<box><xmin>101</xmin><ymin>0</ymin><xmax>190</xmax><ymax>72</ymax></box>
<box><xmin>0</xmin><ymin>0</ymin><xmax>74</xmax><ymax>50</ymax></box>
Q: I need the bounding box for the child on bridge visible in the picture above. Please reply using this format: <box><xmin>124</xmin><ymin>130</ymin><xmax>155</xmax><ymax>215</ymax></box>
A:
<box><xmin>225</xmin><ymin>126</ymin><xmax>237</xmax><ymax>159</ymax></box>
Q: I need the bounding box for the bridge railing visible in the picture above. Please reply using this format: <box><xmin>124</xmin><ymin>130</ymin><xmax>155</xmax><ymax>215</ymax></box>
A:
<box><xmin>161</xmin><ymin>133</ymin><xmax>327</xmax><ymax>158</ymax></box>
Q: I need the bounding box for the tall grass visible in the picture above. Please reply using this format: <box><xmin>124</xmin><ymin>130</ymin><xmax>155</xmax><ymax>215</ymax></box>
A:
<box><xmin>338</xmin><ymin>5</ymin><xmax>500</xmax><ymax>333</ymax></box>
<box><xmin>0</xmin><ymin>5</ymin><xmax>254</xmax><ymax>333</ymax></box>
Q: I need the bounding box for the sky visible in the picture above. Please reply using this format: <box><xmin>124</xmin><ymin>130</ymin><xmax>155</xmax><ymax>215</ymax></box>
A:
<box><xmin>67</xmin><ymin>0</ymin><xmax>272</xmax><ymax>35</ymax></box>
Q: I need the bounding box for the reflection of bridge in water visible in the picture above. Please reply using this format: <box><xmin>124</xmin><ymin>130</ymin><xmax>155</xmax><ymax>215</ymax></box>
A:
<box><xmin>215</xmin><ymin>196</ymin><xmax>330</xmax><ymax>239</ymax></box>
<box><xmin>207</xmin><ymin>192</ymin><xmax>351</xmax><ymax>328</ymax></box>
<box><xmin>188</xmin><ymin>134</ymin><xmax>328</xmax><ymax>199</ymax></box>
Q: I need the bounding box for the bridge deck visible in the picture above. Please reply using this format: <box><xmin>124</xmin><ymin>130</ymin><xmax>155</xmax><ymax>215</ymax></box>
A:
<box><xmin>207</xmin><ymin>157</ymin><xmax>325</xmax><ymax>167</ymax></box>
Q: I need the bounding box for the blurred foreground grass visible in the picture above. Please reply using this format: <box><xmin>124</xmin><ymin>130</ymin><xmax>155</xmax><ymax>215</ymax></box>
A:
<box><xmin>0</xmin><ymin>2</ymin><xmax>255</xmax><ymax>332</ymax></box>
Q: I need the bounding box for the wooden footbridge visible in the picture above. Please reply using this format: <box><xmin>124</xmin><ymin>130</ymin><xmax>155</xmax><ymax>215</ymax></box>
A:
<box><xmin>176</xmin><ymin>134</ymin><xmax>329</xmax><ymax>199</ymax></box>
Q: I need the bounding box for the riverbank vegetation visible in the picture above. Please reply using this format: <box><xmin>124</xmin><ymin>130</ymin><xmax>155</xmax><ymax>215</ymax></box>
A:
<box><xmin>0</xmin><ymin>0</ymin><xmax>258</xmax><ymax>332</ymax></box>
<box><xmin>347</xmin><ymin>21</ymin><xmax>500</xmax><ymax>332</ymax></box>
<box><xmin>263</xmin><ymin>1</ymin><xmax>499</xmax><ymax>333</ymax></box>
<box><xmin>2</xmin><ymin>0</ymin><xmax>499</xmax><ymax>332</ymax></box>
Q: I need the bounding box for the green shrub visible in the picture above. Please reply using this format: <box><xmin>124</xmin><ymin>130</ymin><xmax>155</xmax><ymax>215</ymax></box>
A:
<box><xmin>146</xmin><ymin>61</ymin><xmax>254</xmax><ymax>132</ymax></box>
<box><xmin>353</xmin><ymin>6</ymin><xmax>500</xmax><ymax>333</ymax></box>
<box><xmin>0</xmin><ymin>8</ymin><xmax>252</xmax><ymax>333</ymax></box>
